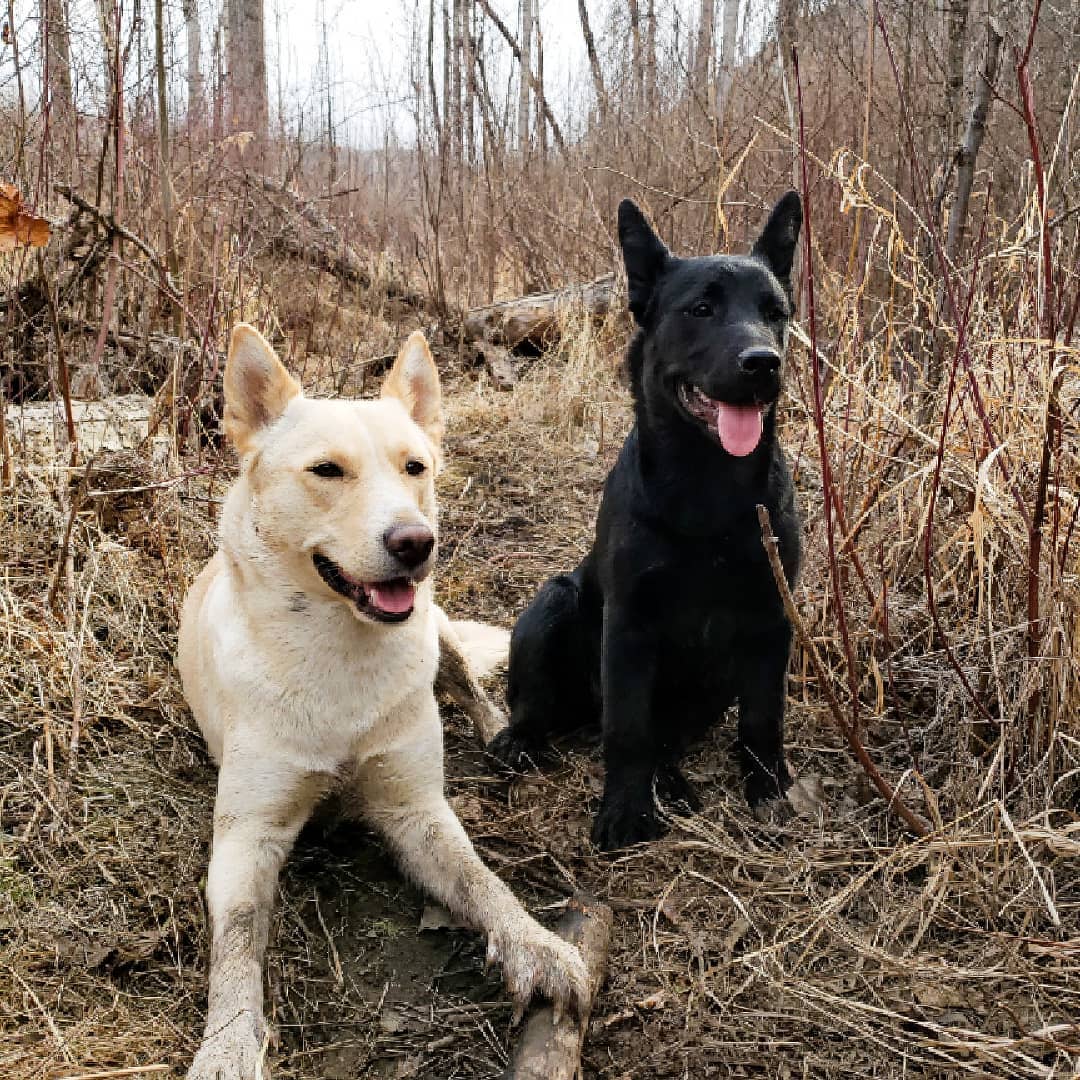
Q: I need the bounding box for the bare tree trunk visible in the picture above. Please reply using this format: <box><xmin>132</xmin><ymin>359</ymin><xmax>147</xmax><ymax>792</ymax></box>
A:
<box><xmin>451</xmin><ymin>0</ymin><xmax>464</xmax><ymax>163</ymax></box>
<box><xmin>321</xmin><ymin>8</ymin><xmax>336</xmax><ymax>189</ymax></box>
<box><xmin>518</xmin><ymin>0</ymin><xmax>533</xmax><ymax>151</ymax></box>
<box><xmin>441</xmin><ymin>1</ymin><xmax>452</xmax><ymax>151</ymax></box>
<box><xmin>695</xmin><ymin>0</ymin><xmax>715</xmax><ymax>98</ymax></box>
<box><xmin>920</xmin><ymin>19</ymin><xmax>1004</xmax><ymax>420</ymax></box>
<box><xmin>627</xmin><ymin>0</ymin><xmax>644</xmax><ymax>109</ymax></box>
<box><xmin>716</xmin><ymin>0</ymin><xmax>739</xmax><ymax>124</ymax></box>
<box><xmin>460</xmin><ymin>0</ymin><xmax>476</xmax><ymax>163</ymax></box>
<box><xmin>41</xmin><ymin>0</ymin><xmax>75</xmax><ymax>174</ymax></box>
<box><xmin>945</xmin><ymin>19</ymin><xmax>1003</xmax><ymax>262</ymax></box>
<box><xmin>942</xmin><ymin>0</ymin><xmax>971</xmax><ymax>159</ymax></box>
<box><xmin>776</xmin><ymin>0</ymin><xmax>798</xmax><ymax>186</ymax></box>
<box><xmin>212</xmin><ymin>11</ymin><xmax>225</xmax><ymax>139</ymax></box>
<box><xmin>534</xmin><ymin>12</ymin><xmax>547</xmax><ymax>160</ymax></box>
<box><xmin>181</xmin><ymin>0</ymin><xmax>203</xmax><ymax>119</ymax></box>
<box><xmin>427</xmin><ymin>0</ymin><xmax>443</xmax><ymax>151</ymax></box>
<box><xmin>226</xmin><ymin>0</ymin><xmax>268</xmax><ymax>140</ymax></box>
<box><xmin>644</xmin><ymin>0</ymin><xmax>657</xmax><ymax>112</ymax></box>
<box><xmin>577</xmin><ymin>0</ymin><xmax>608</xmax><ymax>123</ymax></box>
<box><xmin>154</xmin><ymin>0</ymin><xmax>181</xmax><ymax>334</ymax></box>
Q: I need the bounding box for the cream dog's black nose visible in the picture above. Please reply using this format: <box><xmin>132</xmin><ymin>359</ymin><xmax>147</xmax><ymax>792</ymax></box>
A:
<box><xmin>384</xmin><ymin>524</ymin><xmax>434</xmax><ymax>569</ymax></box>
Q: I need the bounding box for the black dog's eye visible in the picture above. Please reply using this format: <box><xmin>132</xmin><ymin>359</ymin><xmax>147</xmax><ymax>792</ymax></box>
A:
<box><xmin>689</xmin><ymin>301</ymin><xmax>712</xmax><ymax>318</ymax></box>
<box><xmin>309</xmin><ymin>461</ymin><xmax>344</xmax><ymax>479</ymax></box>
<box><xmin>405</xmin><ymin>459</ymin><xmax>426</xmax><ymax>477</ymax></box>
<box><xmin>764</xmin><ymin>298</ymin><xmax>788</xmax><ymax>321</ymax></box>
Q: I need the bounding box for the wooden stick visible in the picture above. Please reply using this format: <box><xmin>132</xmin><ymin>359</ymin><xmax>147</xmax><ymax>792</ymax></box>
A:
<box><xmin>756</xmin><ymin>504</ymin><xmax>930</xmax><ymax>838</ymax></box>
<box><xmin>504</xmin><ymin>892</ymin><xmax>612</xmax><ymax>1080</ymax></box>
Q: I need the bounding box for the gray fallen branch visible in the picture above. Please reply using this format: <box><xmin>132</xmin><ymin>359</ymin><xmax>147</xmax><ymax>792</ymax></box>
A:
<box><xmin>463</xmin><ymin>274</ymin><xmax>616</xmax><ymax>351</ymax></box>
<box><xmin>503</xmin><ymin>892</ymin><xmax>612</xmax><ymax>1080</ymax></box>
<box><xmin>54</xmin><ymin>184</ymin><xmax>182</xmax><ymax>304</ymax></box>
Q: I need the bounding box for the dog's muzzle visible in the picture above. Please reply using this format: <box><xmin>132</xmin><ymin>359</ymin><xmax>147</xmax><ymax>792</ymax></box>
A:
<box><xmin>312</xmin><ymin>552</ymin><xmax>423</xmax><ymax>622</ymax></box>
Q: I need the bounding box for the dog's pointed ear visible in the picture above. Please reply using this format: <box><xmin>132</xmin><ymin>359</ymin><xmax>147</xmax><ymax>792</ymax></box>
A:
<box><xmin>223</xmin><ymin>324</ymin><xmax>302</xmax><ymax>453</ymax></box>
<box><xmin>618</xmin><ymin>199</ymin><xmax>670</xmax><ymax>323</ymax></box>
<box><xmin>381</xmin><ymin>330</ymin><xmax>444</xmax><ymax>450</ymax></box>
<box><xmin>751</xmin><ymin>191</ymin><xmax>802</xmax><ymax>289</ymax></box>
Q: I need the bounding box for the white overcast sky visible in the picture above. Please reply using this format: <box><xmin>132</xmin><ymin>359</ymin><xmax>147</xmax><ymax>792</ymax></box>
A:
<box><xmin>2</xmin><ymin>0</ymin><xmax>767</xmax><ymax>148</ymax></box>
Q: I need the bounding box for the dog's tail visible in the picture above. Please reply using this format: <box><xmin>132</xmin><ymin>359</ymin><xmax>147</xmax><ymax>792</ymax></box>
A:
<box><xmin>433</xmin><ymin>604</ymin><xmax>510</xmax><ymax>678</ymax></box>
<box><xmin>446</xmin><ymin>619</ymin><xmax>511</xmax><ymax>678</ymax></box>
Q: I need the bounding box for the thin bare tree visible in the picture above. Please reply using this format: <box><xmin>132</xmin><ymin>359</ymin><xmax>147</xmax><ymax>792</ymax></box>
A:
<box><xmin>644</xmin><ymin>0</ymin><xmax>657</xmax><ymax>111</ymax></box>
<box><xmin>716</xmin><ymin>0</ymin><xmax>740</xmax><ymax>124</ymax></box>
<box><xmin>942</xmin><ymin>0</ymin><xmax>972</xmax><ymax>159</ymax></box>
<box><xmin>695</xmin><ymin>0</ymin><xmax>715</xmax><ymax>96</ymax></box>
<box><xmin>154</xmin><ymin>0</ymin><xmax>181</xmax><ymax>333</ymax></box>
<box><xmin>41</xmin><ymin>0</ymin><xmax>75</xmax><ymax>169</ymax></box>
<box><xmin>226</xmin><ymin>0</ymin><xmax>268</xmax><ymax>140</ymax></box>
<box><xmin>181</xmin><ymin>0</ymin><xmax>203</xmax><ymax>119</ymax></box>
<box><xmin>776</xmin><ymin>0</ymin><xmax>799</xmax><ymax>185</ymax></box>
<box><xmin>628</xmin><ymin>0</ymin><xmax>644</xmax><ymax>108</ymax></box>
<box><xmin>577</xmin><ymin>0</ymin><xmax>608</xmax><ymax>122</ymax></box>
<box><xmin>518</xmin><ymin>0</ymin><xmax>534</xmax><ymax>150</ymax></box>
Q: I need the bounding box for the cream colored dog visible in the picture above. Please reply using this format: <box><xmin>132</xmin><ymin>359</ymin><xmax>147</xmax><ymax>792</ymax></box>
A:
<box><xmin>178</xmin><ymin>325</ymin><xmax>587</xmax><ymax>1080</ymax></box>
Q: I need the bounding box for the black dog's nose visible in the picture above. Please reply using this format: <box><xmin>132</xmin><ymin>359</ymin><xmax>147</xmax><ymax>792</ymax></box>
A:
<box><xmin>384</xmin><ymin>524</ymin><xmax>434</xmax><ymax>569</ymax></box>
<box><xmin>738</xmin><ymin>347</ymin><xmax>782</xmax><ymax>376</ymax></box>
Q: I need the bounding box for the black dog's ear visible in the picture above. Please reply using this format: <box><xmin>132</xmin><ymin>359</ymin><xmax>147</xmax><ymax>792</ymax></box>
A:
<box><xmin>618</xmin><ymin>199</ymin><xmax>670</xmax><ymax>322</ymax></box>
<box><xmin>751</xmin><ymin>191</ymin><xmax>802</xmax><ymax>287</ymax></box>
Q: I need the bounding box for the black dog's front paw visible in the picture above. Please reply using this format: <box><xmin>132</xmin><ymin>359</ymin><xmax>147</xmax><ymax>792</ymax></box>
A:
<box><xmin>487</xmin><ymin>727</ymin><xmax>545</xmax><ymax>774</ymax></box>
<box><xmin>744</xmin><ymin>761</ymin><xmax>793</xmax><ymax>810</ymax></box>
<box><xmin>591</xmin><ymin>793</ymin><xmax>662</xmax><ymax>851</ymax></box>
<box><xmin>655</xmin><ymin>764</ymin><xmax>702</xmax><ymax>813</ymax></box>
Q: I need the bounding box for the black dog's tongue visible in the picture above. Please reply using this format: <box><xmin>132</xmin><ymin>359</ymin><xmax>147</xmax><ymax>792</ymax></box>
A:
<box><xmin>716</xmin><ymin>403</ymin><xmax>764</xmax><ymax>456</ymax></box>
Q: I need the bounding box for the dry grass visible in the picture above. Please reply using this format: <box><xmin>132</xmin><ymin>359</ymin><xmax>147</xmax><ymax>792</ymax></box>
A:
<box><xmin>2</xmin><ymin>168</ymin><xmax>1079</xmax><ymax>1080</ymax></box>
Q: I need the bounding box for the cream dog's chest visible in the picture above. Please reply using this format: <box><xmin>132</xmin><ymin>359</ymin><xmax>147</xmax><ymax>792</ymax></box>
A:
<box><xmin>233</xmin><ymin>624</ymin><xmax>438</xmax><ymax>764</ymax></box>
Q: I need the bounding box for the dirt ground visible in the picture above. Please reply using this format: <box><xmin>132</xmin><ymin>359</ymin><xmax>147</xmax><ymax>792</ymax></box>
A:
<box><xmin>2</xmin><ymin>326</ymin><xmax>1078</xmax><ymax>1080</ymax></box>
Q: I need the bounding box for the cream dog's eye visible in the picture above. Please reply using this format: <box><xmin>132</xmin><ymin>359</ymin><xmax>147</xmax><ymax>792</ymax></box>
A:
<box><xmin>309</xmin><ymin>461</ymin><xmax>344</xmax><ymax>479</ymax></box>
<box><xmin>405</xmin><ymin>459</ymin><xmax>426</xmax><ymax>477</ymax></box>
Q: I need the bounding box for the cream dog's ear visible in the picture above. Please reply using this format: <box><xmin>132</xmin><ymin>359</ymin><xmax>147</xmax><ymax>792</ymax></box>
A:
<box><xmin>223</xmin><ymin>324</ymin><xmax>302</xmax><ymax>453</ymax></box>
<box><xmin>381</xmin><ymin>330</ymin><xmax>444</xmax><ymax>449</ymax></box>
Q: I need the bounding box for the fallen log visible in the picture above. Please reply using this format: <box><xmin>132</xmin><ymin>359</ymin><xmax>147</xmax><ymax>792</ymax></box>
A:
<box><xmin>241</xmin><ymin>172</ymin><xmax>428</xmax><ymax>309</ymax></box>
<box><xmin>463</xmin><ymin>274</ymin><xmax>617</xmax><ymax>352</ymax></box>
<box><xmin>503</xmin><ymin>892</ymin><xmax>612</xmax><ymax>1080</ymax></box>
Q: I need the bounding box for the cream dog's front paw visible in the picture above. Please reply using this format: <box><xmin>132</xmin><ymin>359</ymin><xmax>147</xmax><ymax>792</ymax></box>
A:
<box><xmin>187</xmin><ymin>1018</ymin><xmax>268</xmax><ymax>1080</ymax></box>
<box><xmin>487</xmin><ymin>918</ymin><xmax>590</xmax><ymax>1024</ymax></box>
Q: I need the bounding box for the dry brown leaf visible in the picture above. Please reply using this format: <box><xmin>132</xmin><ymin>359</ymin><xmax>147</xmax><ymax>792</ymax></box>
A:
<box><xmin>0</xmin><ymin>182</ymin><xmax>50</xmax><ymax>250</ymax></box>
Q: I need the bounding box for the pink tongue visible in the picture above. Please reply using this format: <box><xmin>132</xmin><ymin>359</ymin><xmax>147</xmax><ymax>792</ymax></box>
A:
<box><xmin>367</xmin><ymin>580</ymin><xmax>416</xmax><ymax>615</ymax></box>
<box><xmin>716</xmin><ymin>403</ymin><xmax>764</xmax><ymax>457</ymax></box>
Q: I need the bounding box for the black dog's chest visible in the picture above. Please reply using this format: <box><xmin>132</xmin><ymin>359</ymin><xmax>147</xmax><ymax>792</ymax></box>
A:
<box><xmin>645</xmin><ymin>544</ymin><xmax>782</xmax><ymax>662</ymax></box>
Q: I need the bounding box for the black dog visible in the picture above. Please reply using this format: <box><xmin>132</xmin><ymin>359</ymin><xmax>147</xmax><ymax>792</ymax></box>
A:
<box><xmin>488</xmin><ymin>193</ymin><xmax>805</xmax><ymax>851</ymax></box>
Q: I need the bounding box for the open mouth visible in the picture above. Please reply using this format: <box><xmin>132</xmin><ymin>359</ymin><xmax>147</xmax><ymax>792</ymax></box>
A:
<box><xmin>678</xmin><ymin>383</ymin><xmax>768</xmax><ymax>457</ymax></box>
<box><xmin>312</xmin><ymin>553</ymin><xmax>417</xmax><ymax>623</ymax></box>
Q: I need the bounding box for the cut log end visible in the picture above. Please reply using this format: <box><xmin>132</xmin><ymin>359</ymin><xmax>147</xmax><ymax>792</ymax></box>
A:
<box><xmin>504</xmin><ymin>892</ymin><xmax>613</xmax><ymax>1080</ymax></box>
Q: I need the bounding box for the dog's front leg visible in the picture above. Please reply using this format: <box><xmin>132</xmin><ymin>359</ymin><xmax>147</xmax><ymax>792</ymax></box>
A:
<box><xmin>188</xmin><ymin>755</ymin><xmax>329</xmax><ymax>1080</ymax></box>
<box><xmin>592</xmin><ymin>605</ymin><xmax>661</xmax><ymax>851</ymax></box>
<box><xmin>356</xmin><ymin>713</ymin><xmax>589</xmax><ymax>1021</ymax></box>
<box><xmin>735</xmin><ymin>623</ymin><xmax>794</xmax><ymax>809</ymax></box>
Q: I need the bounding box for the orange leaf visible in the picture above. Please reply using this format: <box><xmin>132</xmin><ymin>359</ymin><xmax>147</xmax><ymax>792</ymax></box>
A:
<box><xmin>0</xmin><ymin>182</ymin><xmax>51</xmax><ymax>251</ymax></box>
